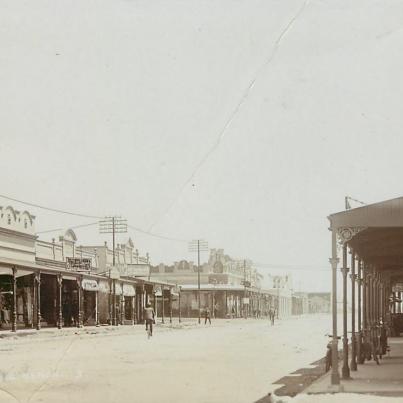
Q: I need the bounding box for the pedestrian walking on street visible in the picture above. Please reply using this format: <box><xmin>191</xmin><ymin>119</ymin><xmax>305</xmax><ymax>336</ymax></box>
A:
<box><xmin>144</xmin><ymin>303</ymin><xmax>155</xmax><ymax>337</ymax></box>
<box><xmin>204</xmin><ymin>306</ymin><xmax>211</xmax><ymax>325</ymax></box>
<box><xmin>269</xmin><ymin>308</ymin><xmax>275</xmax><ymax>325</ymax></box>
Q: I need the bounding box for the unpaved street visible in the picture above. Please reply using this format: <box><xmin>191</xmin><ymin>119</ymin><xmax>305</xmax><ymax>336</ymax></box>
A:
<box><xmin>0</xmin><ymin>315</ymin><xmax>332</xmax><ymax>403</ymax></box>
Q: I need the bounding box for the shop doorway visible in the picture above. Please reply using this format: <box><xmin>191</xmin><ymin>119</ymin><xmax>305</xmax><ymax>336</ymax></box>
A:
<box><xmin>40</xmin><ymin>274</ymin><xmax>57</xmax><ymax>327</ymax></box>
<box><xmin>62</xmin><ymin>279</ymin><xmax>79</xmax><ymax>327</ymax></box>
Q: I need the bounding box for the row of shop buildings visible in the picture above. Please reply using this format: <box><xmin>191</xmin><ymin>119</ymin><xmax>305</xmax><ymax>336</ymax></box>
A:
<box><xmin>0</xmin><ymin>205</ymin><xmax>329</xmax><ymax>332</ymax></box>
<box><xmin>0</xmin><ymin>206</ymin><xmax>179</xmax><ymax>332</ymax></box>
<box><xmin>150</xmin><ymin>249</ymin><xmax>330</xmax><ymax>319</ymax></box>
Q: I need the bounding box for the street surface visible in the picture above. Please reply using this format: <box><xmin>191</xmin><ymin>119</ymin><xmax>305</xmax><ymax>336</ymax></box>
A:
<box><xmin>0</xmin><ymin>315</ymin><xmax>333</xmax><ymax>403</ymax></box>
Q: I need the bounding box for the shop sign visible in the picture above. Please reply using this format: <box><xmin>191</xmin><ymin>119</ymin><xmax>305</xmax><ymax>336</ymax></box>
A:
<box><xmin>66</xmin><ymin>258</ymin><xmax>91</xmax><ymax>272</ymax></box>
<box><xmin>123</xmin><ymin>284</ymin><xmax>135</xmax><ymax>297</ymax></box>
<box><xmin>109</xmin><ymin>266</ymin><xmax>120</xmax><ymax>279</ymax></box>
<box><xmin>242</xmin><ymin>297</ymin><xmax>250</xmax><ymax>304</ymax></box>
<box><xmin>82</xmin><ymin>279</ymin><xmax>99</xmax><ymax>291</ymax></box>
<box><xmin>126</xmin><ymin>264</ymin><xmax>149</xmax><ymax>277</ymax></box>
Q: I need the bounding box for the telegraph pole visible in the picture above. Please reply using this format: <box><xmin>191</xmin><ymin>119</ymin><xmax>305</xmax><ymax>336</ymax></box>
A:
<box><xmin>188</xmin><ymin>239</ymin><xmax>208</xmax><ymax>324</ymax></box>
<box><xmin>99</xmin><ymin>216</ymin><xmax>127</xmax><ymax>326</ymax></box>
<box><xmin>243</xmin><ymin>260</ymin><xmax>247</xmax><ymax>319</ymax></box>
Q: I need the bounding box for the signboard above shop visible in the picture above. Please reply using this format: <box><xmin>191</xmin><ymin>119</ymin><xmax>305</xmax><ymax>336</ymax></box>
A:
<box><xmin>127</xmin><ymin>264</ymin><xmax>149</xmax><ymax>277</ymax></box>
<box><xmin>66</xmin><ymin>258</ymin><xmax>91</xmax><ymax>272</ymax></box>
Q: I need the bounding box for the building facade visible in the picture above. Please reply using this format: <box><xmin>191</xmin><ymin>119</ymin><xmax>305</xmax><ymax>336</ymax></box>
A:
<box><xmin>0</xmin><ymin>206</ymin><xmax>177</xmax><ymax>333</ymax></box>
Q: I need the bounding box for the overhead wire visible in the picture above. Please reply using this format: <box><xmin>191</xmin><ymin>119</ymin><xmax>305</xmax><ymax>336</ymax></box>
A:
<box><xmin>36</xmin><ymin>221</ymin><xmax>99</xmax><ymax>234</ymax></box>
<box><xmin>0</xmin><ymin>193</ymin><xmax>189</xmax><ymax>243</ymax></box>
<box><xmin>127</xmin><ymin>224</ymin><xmax>188</xmax><ymax>243</ymax></box>
<box><xmin>0</xmin><ymin>193</ymin><xmax>102</xmax><ymax>219</ymax></box>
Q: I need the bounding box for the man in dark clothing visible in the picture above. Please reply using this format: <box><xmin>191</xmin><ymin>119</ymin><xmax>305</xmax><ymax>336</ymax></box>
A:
<box><xmin>144</xmin><ymin>303</ymin><xmax>155</xmax><ymax>336</ymax></box>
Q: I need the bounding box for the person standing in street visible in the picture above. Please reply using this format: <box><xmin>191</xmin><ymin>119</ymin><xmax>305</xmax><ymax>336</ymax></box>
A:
<box><xmin>144</xmin><ymin>303</ymin><xmax>155</xmax><ymax>336</ymax></box>
<box><xmin>204</xmin><ymin>306</ymin><xmax>211</xmax><ymax>325</ymax></box>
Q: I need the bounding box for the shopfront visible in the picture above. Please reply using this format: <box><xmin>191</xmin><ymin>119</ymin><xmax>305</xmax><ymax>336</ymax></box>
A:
<box><xmin>123</xmin><ymin>283</ymin><xmax>135</xmax><ymax>324</ymax></box>
<box><xmin>82</xmin><ymin>279</ymin><xmax>98</xmax><ymax>326</ymax></box>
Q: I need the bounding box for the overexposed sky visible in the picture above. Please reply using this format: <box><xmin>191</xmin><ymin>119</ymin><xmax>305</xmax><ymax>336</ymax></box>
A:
<box><xmin>1</xmin><ymin>0</ymin><xmax>403</xmax><ymax>291</ymax></box>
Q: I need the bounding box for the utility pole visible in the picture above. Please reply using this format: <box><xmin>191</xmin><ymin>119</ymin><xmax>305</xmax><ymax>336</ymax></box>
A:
<box><xmin>243</xmin><ymin>260</ymin><xmax>247</xmax><ymax>319</ymax></box>
<box><xmin>99</xmin><ymin>216</ymin><xmax>127</xmax><ymax>326</ymax></box>
<box><xmin>188</xmin><ymin>239</ymin><xmax>208</xmax><ymax>324</ymax></box>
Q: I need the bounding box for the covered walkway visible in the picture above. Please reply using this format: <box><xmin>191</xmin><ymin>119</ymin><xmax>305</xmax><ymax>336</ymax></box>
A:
<box><xmin>326</xmin><ymin>196</ymin><xmax>403</xmax><ymax>393</ymax></box>
<box><xmin>307</xmin><ymin>337</ymin><xmax>403</xmax><ymax>395</ymax></box>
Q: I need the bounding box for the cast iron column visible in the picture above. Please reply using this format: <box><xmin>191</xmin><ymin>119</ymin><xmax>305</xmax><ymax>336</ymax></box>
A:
<box><xmin>169</xmin><ymin>291</ymin><xmax>173</xmax><ymax>324</ymax></box>
<box><xmin>77</xmin><ymin>277</ymin><xmax>83</xmax><ymax>328</ymax></box>
<box><xmin>178</xmin><ymin>289</ymin><xmax>182</xmax><ymax>323</ymax></box>
<box><xmin>109</xmin><ymin>278</ymin><xmax>113</xmax><ymax>325</ymax></box>
<box><xmin>362</xmin><ymin>264</ymin><xmax>367</xmax><ymax>340</ymax></box>
<box><xmin>350</xmin><ymin>250</ymin><xmax>357</xmax><ymax>371</ymax></box>
<box><xmin>357</xmin><ymin>260</ymin><xmax>362</xmax><ymax>364</ymax></box>
<box><xmin>12</xmin><ymin>267</ymin><xmax>17</xmax><ymax>332</ymax></box>
<box><xmin>341</xmin><ymin>243</ymin><xmax>351</xmax><ymax>379</ymax></box>
<box><xmin>162</xmin><ymin>288</ymin><xmax>165</xmax><ymax>324</ymax></box>
<box><xmin>57</xmin><ymin>274</ymin><xmax>63</xmax><ymax>329</ymax></box>
<box><xmin>36</xmin><ymin>272</ymin><xmax>41</xmax><ymax>330</ymax></box>
<box><xmin>95</xmin><ymin>289</ymin><xmax>100</xmax><ymax>326</ymax></box>
<box><xmin>330</xmin><ymin>229</ymin><xmax>340</xmax><ymax>385</ymax></box>
<box><xmin>113</xmin><ymin>279</ymin><xmax>117</xmax><ymax>326</ymax></box>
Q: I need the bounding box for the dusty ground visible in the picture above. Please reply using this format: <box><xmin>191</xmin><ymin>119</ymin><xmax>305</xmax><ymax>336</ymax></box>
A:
<box><xmin>0</xmin><ymin>315</ymin><xmax>333</xmax><ymax>403</ymax></box>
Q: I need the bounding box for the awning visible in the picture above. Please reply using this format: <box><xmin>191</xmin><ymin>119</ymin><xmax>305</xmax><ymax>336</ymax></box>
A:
<box><xmin>98</xmin><ymin>280</ymin><xmax>110</xmax><ymax>293</ymax></box>
<box><xmin>82</xmin><ymin>279</ymin><xmax>99</xmax><ymax>291</ymax></box>
<box><xmin>16</xmin><ymin>269</ymin><xmax>34</xmax><ymax>278</ymax></box>
<box><xmin>123</xmin><ymin>284</ymin><xmax>135</xmax><ymax>297</ymax></box>
<box><xmin>0</xmin><ymin>267</ymin><xmax>13</xmax><ymax>275</ymax></box>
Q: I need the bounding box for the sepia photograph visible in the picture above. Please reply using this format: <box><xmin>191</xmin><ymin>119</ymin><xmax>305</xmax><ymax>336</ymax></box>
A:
<box><xmin>1</xmin><ymin>0</ymin><xmax>403</xmax><ymax>402</ymax></box>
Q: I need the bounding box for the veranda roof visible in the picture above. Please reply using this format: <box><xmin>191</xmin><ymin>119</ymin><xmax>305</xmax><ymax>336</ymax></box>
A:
<box><xmin>328</xmin><ymin>196</ymin><xmax>403</xmax><ymax>275</ymax></box>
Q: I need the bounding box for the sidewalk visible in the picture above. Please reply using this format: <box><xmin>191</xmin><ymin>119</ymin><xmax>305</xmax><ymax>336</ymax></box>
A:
<box><xmin>0</xmin><ymin>318</ymin><xmax>201</xmax><ymax>342</ymax></box>
<box><xmin>304</xmin><ymin>337</ymin><xmax>403</xmax><ymax>397</ymax></box>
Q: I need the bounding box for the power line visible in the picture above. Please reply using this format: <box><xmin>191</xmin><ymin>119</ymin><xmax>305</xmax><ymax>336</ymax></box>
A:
<box><xmin>0</xmin><ymin>193</ymin><xmax>102</xmax><ymax>219</ymax></box>
<box><xmin>0</xmin><ymin>193</ymin><xmax>192</xmax><ymax>243</ymax></box>
<box><xmin>36</xmin><ymin>221</ymin><xmax>99</xmax><ymax>234</ymax></box>
<box><xmin>128</xmin><ymin>224</ymin><xmax>188</xmax><ymax>243</ymax></box>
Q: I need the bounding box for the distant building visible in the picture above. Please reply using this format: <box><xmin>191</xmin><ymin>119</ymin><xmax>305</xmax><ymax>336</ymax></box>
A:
<box><xmin>151</xmin><ymin>249</ymin><xmax>265</xmax><ymax>318</ymax></box>
<box><xmin>308</xmin><ymin>292</ymin><xmax>331</xmax><ymax>313</ymax></box>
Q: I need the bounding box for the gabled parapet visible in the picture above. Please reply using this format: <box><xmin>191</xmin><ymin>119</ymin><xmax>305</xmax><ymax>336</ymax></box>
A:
<box><xmin>0</xmin><ymin>206</ymin><xmax>36</xmax><ymax>262</ymax></box>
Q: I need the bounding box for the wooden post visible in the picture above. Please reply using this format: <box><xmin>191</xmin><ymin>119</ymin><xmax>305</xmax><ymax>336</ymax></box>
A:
<box><xmin>12</xmin><ymin>267</ymin><xmax>17</xmax><ymax>332</ymax></box>
<box><xmin>57</xmin><ymin>274</ymin><xmax>63</xmax><ymax>329</ymax></box>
